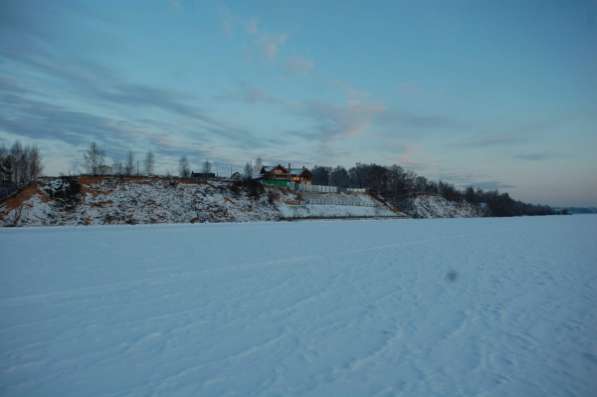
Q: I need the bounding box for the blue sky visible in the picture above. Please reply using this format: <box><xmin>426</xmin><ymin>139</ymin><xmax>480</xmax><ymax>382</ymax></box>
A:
<box><xmin>1</xmin><ymin>0</ymin><xmax>596</xmax><ymax>206</ymax></box>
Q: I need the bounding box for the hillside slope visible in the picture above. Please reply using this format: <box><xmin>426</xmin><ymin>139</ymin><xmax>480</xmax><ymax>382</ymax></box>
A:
<box><xmin>0</xmin><ymin>177</ymin><xmax>399</xmax><ymax>227</ymax></box>
<box><xmin>398</xmin><ymin>195</ymin><xmax>486</xmax><ymax>218</ymax></box>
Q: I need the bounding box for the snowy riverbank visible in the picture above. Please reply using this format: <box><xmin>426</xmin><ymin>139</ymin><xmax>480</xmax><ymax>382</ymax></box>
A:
<box><xmin>0</xmin><ymin>177</ymin><xmax>399</xmax><ymax>226</ymax></box>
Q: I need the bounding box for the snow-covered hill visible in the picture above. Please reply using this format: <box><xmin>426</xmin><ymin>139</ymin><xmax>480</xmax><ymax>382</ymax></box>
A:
<box><xmin>1</xmin><ymin>216</ymin><xmax>596</xmax><ymax>396</ymax></box>
<box><xmin>399</xmin><ymin>194</ymin><xmax>486</xmax><ymax>218</ymax></box>
<box><xmin>0</xmin><ymin>177</ymin><xmax>399</xmax><ymax>227</ymax></box>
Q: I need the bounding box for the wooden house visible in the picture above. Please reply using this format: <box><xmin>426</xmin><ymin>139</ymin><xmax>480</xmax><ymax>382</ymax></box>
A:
<box><xmin>260</xmin><ymin>164</ymin><xmax>312</xmax><ymax>186</ymax></box>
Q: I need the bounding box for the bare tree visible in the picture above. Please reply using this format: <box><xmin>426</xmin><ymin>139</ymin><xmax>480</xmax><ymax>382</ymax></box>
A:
<box><xmin>144</xmin><ymin>151</ymin><xmax>155</xmax><ymax>176</ymax></box>
<box><xmin>112</xmin><ymin>160</ymin><xmax>124</xmax><ymax>176</ymax></box>
<box><xmin>125</xmin><ymin>151</ymin><xmax>135</xmax><ymax>176</ymax></box>
<box><xmin>243</xmin><ymin>162</ymin><xmax>253</xmax><ymax>180</ymax></box>
<box><xmin>26</xmin><ymin>146</ymin><xmax>42</xmax><ymax>182</ymax></box>
<box><xmin>0</xmin><ymin>144</ymin><xmax>9</xmax><ymax>183</ymax></box>
<box><xmin>179</xmin><ymin>156</ymin><xmax>190</xmax><ymax>178</ymax></box>
<box><xmin>254</xmin><ymin>157</ymin><xmax>263</xmax><ymax>174</ymax></box>
<box><xmin>83</xmin><ymin>142</ymin><xmax>105</xmax><ymax>176</ymax></box>
<box><xmin>10</xmin><ymin>141</ymin><xmax>24</xmax><ymax>185</ymax></box>
<box><xmin>0</xmin><ymin>141</ymin><xmax>43</xmax><ymax>187</ymax></box>
<box><xmin>201</xmin><ymin>160</ymin><xmax>211</xmax><ymax>174</ymax></box>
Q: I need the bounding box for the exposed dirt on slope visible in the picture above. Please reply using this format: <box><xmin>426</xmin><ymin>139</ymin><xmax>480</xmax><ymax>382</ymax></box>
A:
<box><xmin>0</xmin><ymin>183</ymin><xmax>49</xmax><ymax>222</ymax></box>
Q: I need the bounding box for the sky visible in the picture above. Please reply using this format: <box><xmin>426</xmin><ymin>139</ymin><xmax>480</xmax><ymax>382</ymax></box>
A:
<box><xmin>1</xmin><ymin>0</ymin><xmax>596</xmax><ymax>206</ymax></box>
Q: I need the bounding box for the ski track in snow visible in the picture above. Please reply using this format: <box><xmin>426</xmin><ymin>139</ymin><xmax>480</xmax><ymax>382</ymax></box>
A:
<box><xmin>1</xmin><ymin>216</ymin><xmax>596</xmax><ymax>396</ymax></box>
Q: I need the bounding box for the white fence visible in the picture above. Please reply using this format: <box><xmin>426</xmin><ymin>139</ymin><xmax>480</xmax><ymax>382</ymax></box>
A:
<box><xmin>283</xmin><ymin>183</ymin><xmax>379</xmax><ymax>207</ymax></box>
<box><xmin>346</xmin><ymin>187</ymin><xmax>366</xmax><ymax>193</ymax></box>
<box><xmin>289</xmin><ymin>183</ymin><xmax>368</xmax><ymax>194</ymax></box>
<box><xmin>291</xmin><ymin>183</ymin><xmax>338</xmax><ymax>193</ymax></box>
<box><xmin>306</xmin><ymin>196</ymin><xmax>376</xmax><ymax>207</ymax></box>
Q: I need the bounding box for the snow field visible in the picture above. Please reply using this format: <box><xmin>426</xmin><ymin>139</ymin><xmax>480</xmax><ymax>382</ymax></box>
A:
<box><xmin>1</xmin><ymin>215</ymin><xmax>596</xmax><ymax>396</ymax></box>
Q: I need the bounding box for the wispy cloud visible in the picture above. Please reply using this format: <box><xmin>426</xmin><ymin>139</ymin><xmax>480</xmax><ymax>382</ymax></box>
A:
<box><xmin>1</xmin><ymin>44</ymin><xmax>119</xmax><ymax>93</ymax></box>
<box><xmin>96</xmin><ymin>83</ymin><xmax>210</xmax><ymax>122</ymax></box>
<box><xmin>257</xmin><ymin>32</ymin><xmax>287</xmax><ymax>60</ymax></box>
<box><xmin>220</xmin><ymin>7</ymin><xmax>235</xmax><ymax>37</ymax></box>
<box><xmin>0</xmin><ymin>92</ymin><xmax>139</xmax><ymax>150</ymax></box>
<box><xmin>438</xmin><ymin>171</ymin><xmax>486</xmax><ymax>185</ymax></box>
<box><xmin>295</xmin><ymin>99</ymin><xmax>384</xmax><ymax>140</ymax></box>
<box><xmin>0</xmin><ymin>41</ymin><xmax>264</xmax><ymax>157</ymax></box>
<box><xmin>215</xmin><ymin>82</ymin><xmax>465</xmax><ymax>144</ymax></box>
<box><xmin>379</xmin><ymin>110</ymin><xmax>466</xmax><ymax>130</ymax></box>
<box><xmin>2</xmin><ymin>88</ymin><xmax>217</xmax><ymax>162</ymax></box>
<box><xmin>513</xmin><ymin>151</ymin><xmax>565</xmax><ymax>161</ymax></box>
<box><xmin>223</xmin><ymin>12</ymin><xmax>288</xmax><ymax>61</ymax></box>
<box><xmin>457</xmin><ymin>134</ymin><xmax>526</xmax><ymax>147</ymax></box>
<box><xmin>168</xmin><ymin>0</ymin><xmax>182</xmax><ymax>11</ymax></box>
<box><xmin>468</xmin><ymin>180</ymin><xmax>516</xmax><ymax>190</ymax></box>
<box><xmin>438</xmin><ymin>171</ymin><xmax>515</xmax><ymax>191</ymax></box>
<box><xmin>245</xmin><ymin>17</ymin><xmax>259</xmax><ymax>34</ymax></box>
<box><xmin>285</xmin><ymin>56</ymin><xmax>314</xmax><ymax>74</ymax></box>
<box><xmin>455</xmin><ymin>118</ymin><xmax>571</xmax><ymax>149</ymax></box>
<box><xmin>0</xmin><ymin>75</ymin><xmax>35</xmax><ymax>95</ymax></box>
<box><xmin>214</xmin><ymin>83</ymin><xmax>283</xmax><ymax>105</ymax></box>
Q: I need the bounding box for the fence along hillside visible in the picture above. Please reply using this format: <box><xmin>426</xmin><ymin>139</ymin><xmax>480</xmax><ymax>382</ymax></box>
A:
<box><xmin>290</xmin><ymin>183</ymin><xmax>367</xmax><ymax>194</ymax></box>
<box><xmin>302</xmin><ymin>193</ymin><xmax>378</xmax><ymax>207</ymax></box>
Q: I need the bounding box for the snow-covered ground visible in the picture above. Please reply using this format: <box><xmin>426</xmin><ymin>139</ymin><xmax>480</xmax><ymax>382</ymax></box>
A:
<box><xmin>1</xmin><ymin>215</ymin><xmax>596</xmax><ymax>396</ymax></box>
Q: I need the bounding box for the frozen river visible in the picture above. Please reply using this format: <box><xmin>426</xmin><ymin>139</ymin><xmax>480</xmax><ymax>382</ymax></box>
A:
<box><xmin>1</xmin><ymin>215</ymin><xmax>596</xmax><ymax>396</ymax></box>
